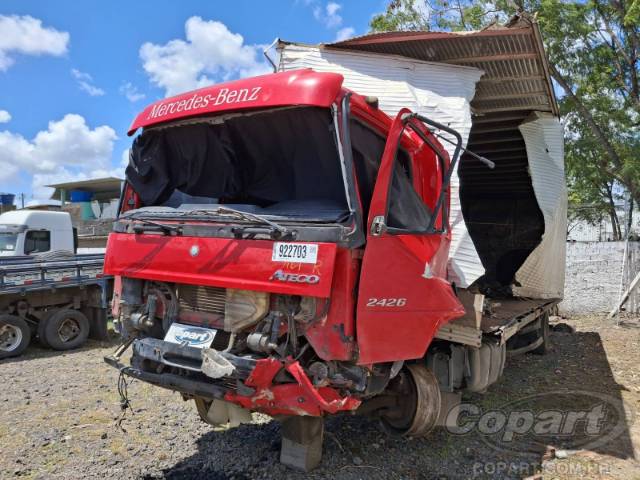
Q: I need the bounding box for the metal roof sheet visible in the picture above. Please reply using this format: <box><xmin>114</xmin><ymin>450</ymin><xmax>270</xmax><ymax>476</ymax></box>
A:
<box><xmin>46</xmin><ymin>177</ymin><xmax>123</xmax><ymax>201</ymax></box>
<box><xmin>327</xmin><ymin>16</ymin><xmax>558</xmax><ymax>117</ymax></box>
<box><xmin>321</xmin><ymin>15</ymin><xmax>559</xmax><ymax>196</ymax></box>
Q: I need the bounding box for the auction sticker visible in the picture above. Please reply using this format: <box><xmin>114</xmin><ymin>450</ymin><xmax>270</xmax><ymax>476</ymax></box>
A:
<box><xmin>164</xmin><ymin>323</ymin><xmax>216</xmax><ymax>349</ymax></box>
<box><xmin>272</xmin><ymin>242</ymin><xmax>318</xmax><ymax>264</ymax></box>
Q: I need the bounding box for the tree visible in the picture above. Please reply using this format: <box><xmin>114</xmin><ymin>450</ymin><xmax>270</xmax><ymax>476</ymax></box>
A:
<box><xmin>370</xmin><ymin>0</ymin><xmax>640</xmax><ymax>234</ymax></box>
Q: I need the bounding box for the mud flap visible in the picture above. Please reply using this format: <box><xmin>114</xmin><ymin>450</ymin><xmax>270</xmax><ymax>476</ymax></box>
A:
<box><xmin>85</xmin><ymin>307</ymin><xmax>109</xmax><ymax>340</ymax></box>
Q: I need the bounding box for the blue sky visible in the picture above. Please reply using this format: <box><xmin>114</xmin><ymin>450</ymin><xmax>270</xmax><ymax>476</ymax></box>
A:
<box><xmin>0</xmin><ymin>0</ymin><xmax>385</xmax><ymax>203</ymax></box>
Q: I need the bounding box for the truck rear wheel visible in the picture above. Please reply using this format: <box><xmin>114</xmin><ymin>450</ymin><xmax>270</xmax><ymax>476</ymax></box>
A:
<box><xmin>37</xmin><ymin>309</ymin><xmax>59</xmax><ymax>348</ymax></box>
<box><xmin>0</xmin><ymin>314</ymin><xmax>31</xmax><ymax>359</ymax></box>
<box><xmin>380</xmin><ymin>364</ymin><xmax>441</xmax><ymax>437</ymax></box>
<box><xmin>531</xmin><ymin>312</ymin><xmax>550</xmax><ymax>355</ymax></box>
<box><xmin>43</xmin><ymin>309</ymin><xmax>90</xmax><ymax>351</ymax></box>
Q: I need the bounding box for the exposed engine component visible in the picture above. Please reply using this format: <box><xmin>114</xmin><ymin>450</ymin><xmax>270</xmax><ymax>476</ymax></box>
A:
<box><xmin>176</xmin><ymin>284</ymin><xmax>269</xmax><ymax>333</ymax></box>
<box><xmin>178</xmin><ymin>284</ymin><xmax>225</xmax><ymax>315</ymax></box>
<box><xmin>308</xmin><ymin>361</ymin><xmax>329</xmax><ymax>385</ymax></box>
<box><xmin>118</xmin><ymin>277</ymin><xmax>145</xmax><ymax>337</ymax></box>
<box><xmin>294</xmin><ymin>296</ymin><xmax>319</xmax><ymax>323</ymax></box>
<box><xmin>247</xmin><ymin>332</ymin><xmax>277</xmax><ymax>353</ymax></box>
<box><xmin>224</xmin><ymin>289</ymin><xmax>270</xmax><ymax>332</ymax></box>
<box><xmin>149</xmin><ymin>282</ymin><xmax>179</xmax><ymax>331</ymax></box>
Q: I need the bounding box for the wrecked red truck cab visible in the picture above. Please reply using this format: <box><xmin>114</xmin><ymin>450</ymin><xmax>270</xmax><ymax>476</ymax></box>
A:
<box><xmin>104</xmin><ymin>69</ymin><xmax>484</xmax><ymax>468</ymax></box>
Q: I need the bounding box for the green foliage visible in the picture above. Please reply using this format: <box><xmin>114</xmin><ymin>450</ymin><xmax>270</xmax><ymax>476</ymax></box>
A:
<box><xmin>626</xmin><ymin>0</ymin><xmax>640</xmax><ymax>26</ymax></box>
<box><xmin>370</xmin><ymin>0</ymin><xmax>640</xmax><ymax>234</ymax></box>
<box><xmin>370</xmin><ymin>0</ymin><xmax>430</xmax><ymax>31</ymax></box>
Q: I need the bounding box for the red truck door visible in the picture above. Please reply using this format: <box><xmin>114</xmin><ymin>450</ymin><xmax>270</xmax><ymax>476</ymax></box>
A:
<box><xmin>355</xmin><ymin>109</ymin><xmax>465</xmax><ymax>365</ymax></box>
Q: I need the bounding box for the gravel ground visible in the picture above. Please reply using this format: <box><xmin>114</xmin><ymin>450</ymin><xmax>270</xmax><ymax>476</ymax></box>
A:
<box><xmin>1</xmin><ymin>313</ymin><xmax>639</xmax><ymax>480</ymax></box>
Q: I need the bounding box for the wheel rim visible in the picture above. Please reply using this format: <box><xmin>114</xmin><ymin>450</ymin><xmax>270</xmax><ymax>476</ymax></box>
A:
<box><xmin>380</xmin><ymin>370</ymin><xmax>419</xmax><ymax>432</ymax></box>
<box><xmin>380</xmin><ymin>364</ymin><xmax>441</xmax><ymax>437</ymax></box>
<box><xmin>0</xmin><ymin>324</ymin><xmax>23</xmax><ymax>352</ymax></box>
<box><xmin>57</xmin><ymin>317</ymin><xmax>81</xmax><ymax>343</ymax></box>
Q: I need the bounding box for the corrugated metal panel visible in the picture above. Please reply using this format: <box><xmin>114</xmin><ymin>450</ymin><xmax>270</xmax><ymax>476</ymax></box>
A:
<box><xmin>326</xmin><ymin>16</ymin><xmax>558</xmax><ymax>117</ymax></box>
<box><xmin>321</xmin><ymin>16</ymin><xmax>560</xmax><ymax>207</ymax></box>
<box><xmin>513</xmin><ymin>113</ymin><xmax>567</xmax><ymax>298</ymax></box>
<box><xmin>279</xmin><ymin>44</ymin><xmax>486</xmax><ymax>287</ymax></box>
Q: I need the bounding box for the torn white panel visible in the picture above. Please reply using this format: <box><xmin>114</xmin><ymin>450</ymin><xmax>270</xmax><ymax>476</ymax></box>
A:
<box><xmin>514</xmin><ymin>112</ymin><xmax>566</xmax><ymax>299</ymax></box>
<box><xmin>279</xmin><ymin>44</ymin><xmax>485</xmax><ymax>287</ymax></box>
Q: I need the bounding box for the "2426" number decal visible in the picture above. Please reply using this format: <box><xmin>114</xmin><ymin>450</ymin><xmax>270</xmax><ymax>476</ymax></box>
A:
<box><xmin>366</xmin><ymin>298</ymin><xmax>407</xmax><ymax>307</ymax></box>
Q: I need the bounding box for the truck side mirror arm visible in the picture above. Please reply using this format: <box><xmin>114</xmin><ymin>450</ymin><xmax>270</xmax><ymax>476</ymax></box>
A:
<box><xmin>401</xmin><ymin>113</ymin><xmax>463</xmax><ymax>234</ymax></box>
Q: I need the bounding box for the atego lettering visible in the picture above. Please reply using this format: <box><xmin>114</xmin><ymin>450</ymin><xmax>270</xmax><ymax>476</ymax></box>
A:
<box><xmin>147</xmin><ymin>87</ymin><xmax>262</xmax><ymax>120</ymax></box>
<box><xmin>269</xmin><ymin>269</ymin><xmax>320</xmax><ymax>284</ymax></box>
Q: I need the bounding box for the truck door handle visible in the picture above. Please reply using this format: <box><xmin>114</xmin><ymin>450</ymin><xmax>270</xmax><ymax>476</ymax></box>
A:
<box><xmin>370</xmin><ymin>216</ymin><xmax>386</xmax><ymax>236</ymax></box>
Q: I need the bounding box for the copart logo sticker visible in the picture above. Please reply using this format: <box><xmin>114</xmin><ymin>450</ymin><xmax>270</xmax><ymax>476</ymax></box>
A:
<box><xmin>270</xmin><ymin>269</ymin><xmax>320</xmax><ymax>284</ymax></box>
<box><xmin>175</xmin><ymin>328</ymin><xmax>214</xmax><ymax>346</ymax></box>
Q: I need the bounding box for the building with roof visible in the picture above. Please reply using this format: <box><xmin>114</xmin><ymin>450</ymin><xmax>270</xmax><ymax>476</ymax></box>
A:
<box><xmin>45</xmin><ymin>177</ymin><xmax>123</xmax><ymax>247</ymax></box>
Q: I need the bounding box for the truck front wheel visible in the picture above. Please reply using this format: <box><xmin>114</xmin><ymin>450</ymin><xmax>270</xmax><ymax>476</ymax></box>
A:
<box><xmin>380</xmin><ymin>364</ymin><xmax>441</xmax><ymax>437</ymax></box>
<box><xmin>42</xmin><ymin>309</ymin><xmax>90</xmax><ymax>351</ymax></box>
<box><xmin>0</xmin><ymin>314</ymin><xmax>31</xmax><ymax>359</ymax></box>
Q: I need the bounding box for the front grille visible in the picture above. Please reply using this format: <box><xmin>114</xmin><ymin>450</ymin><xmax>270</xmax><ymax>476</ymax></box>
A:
<box><xmin>178</xmin><ymin>284</ymin><xmax>226</xmax><ymax>314</ymax></box>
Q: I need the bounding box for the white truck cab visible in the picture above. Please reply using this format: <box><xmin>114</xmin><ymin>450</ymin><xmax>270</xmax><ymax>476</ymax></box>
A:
<box><xmin>0</xmin><ymin>210</ymin><xmax>76</xmax><ymax>257</ymax></box>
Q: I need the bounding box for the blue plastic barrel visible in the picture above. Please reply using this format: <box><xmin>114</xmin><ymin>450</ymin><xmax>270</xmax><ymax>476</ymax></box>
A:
<box><xmin>0</xmin><ymin>193</ymin><xmax>15</xmax><ymax>205</ymax></box>
<box><xmin>70</xmin><ymin>190</ymin><xmax>93</xmax><ymax>202</ymax></box>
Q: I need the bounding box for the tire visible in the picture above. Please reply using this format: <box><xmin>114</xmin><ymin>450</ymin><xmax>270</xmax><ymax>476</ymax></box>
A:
<box><xmin>0</xmin><ymin>314</ymin><xmax>31</xmax><ymax>359</ymax></box>
<box><xmin>43</xmin><ymin>309</ymin><xmax>90</xmax><ymax>351</ymax></box>
<box><xmin>37</xmin><ymin>309</ymin><xmax>59</xmax><ymax>348</ymax></box>
<box><xmin>380</xmin><ymin>364</ymin><xmax>441</xmax><ymax>437</ymax></box>
<box><xmin>85</xmin><ymin>307</ymin><xmax>109</xmax><ymax>340</ymax></box>
<box><xmin>531</xmin><ymin>312</ymin><xmax>550</xmax><ymax>355</ymax></box>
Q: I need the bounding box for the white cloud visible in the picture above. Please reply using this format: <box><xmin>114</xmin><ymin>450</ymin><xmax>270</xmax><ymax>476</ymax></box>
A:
<box><xmin>119</xmin><ymin>82</ymin><xmax>145</xmax><ymax>102</ymax></box>
<box><xmin>0</xmin><ymin>110</ymin><xmax>11</xmax><ymax>123</ymax></box>
<box><xmin>313</xmin><ymin>2</ymin><xmax>343</xmax><ymax>28</ymax></box>
<box><xmin>305</xmin><ymin>1</ymin><xmax>354</xmax><ymax>40</ymax></box>
<box><xmin>0</xmin><ymin>15</ymin><xmax>69</xmax><ymax>71</ymax></box>
<box><xmin>140</xmin><ymin>16</ymin><xmax>271</xmax><ymax>97</ymax></box>
<box><xmin>71</xmin><ymin>68</ymin><xmax>105</xmax><ymax>96</ymax></box>
<box><xmin>335</xmin><ymin>27</ymin><xmax>355</xmax><ymax>42</ymax></box>
<box><xmin>0</xmin><ymin>114</ymin><xmax>117</xmax><ymax>199</ymax></box>
<box><xmin>325</xmin><ymin>2</ymin><xmax>343</xmax><ymax>27</ymax></box>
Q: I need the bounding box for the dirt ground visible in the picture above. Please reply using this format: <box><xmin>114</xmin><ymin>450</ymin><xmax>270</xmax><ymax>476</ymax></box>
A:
<box><xmin>1</xmin><ymin>313</ymin><xmax>639</xmax><ymax>480</ymax></box>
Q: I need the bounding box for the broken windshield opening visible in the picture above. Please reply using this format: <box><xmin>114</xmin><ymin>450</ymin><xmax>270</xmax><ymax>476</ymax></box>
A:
<box><xmin>125</xmin><ymin>107</ymin><xmax>351</xmax><ymax>224</ymax></box>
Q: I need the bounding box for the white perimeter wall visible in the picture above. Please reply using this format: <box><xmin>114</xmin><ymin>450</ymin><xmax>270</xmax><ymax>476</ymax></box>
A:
<box><xmin>562</xmin><ymin>241</ymin><xmax>640</xmax><ymax>313</ymax></box>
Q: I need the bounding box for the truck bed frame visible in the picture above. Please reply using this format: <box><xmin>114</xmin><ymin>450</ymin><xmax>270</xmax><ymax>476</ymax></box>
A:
<box><xmin>435</xmin><ymin>294</ymin><xmax>560</xmax><ymax>348</ymax></box>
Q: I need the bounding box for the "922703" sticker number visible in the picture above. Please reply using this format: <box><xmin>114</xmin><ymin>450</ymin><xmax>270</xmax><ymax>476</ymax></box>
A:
<box><xmin>272</xmin><ymin>242</ymin><xmax>318</xmax><ymax>264</ymax></box>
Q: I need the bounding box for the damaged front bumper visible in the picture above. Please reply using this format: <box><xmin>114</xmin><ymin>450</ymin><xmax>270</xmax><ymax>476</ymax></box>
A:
<box><xmin>104</xmin><ymin>337</ymin><xmax>360</xmax><ymax>417</ymax></box>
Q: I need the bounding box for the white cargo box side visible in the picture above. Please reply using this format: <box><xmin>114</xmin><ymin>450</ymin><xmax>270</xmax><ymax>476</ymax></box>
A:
<box><xmin>279</xmin><ymin>43</ymin><xmax>486</xmax><ymax>288</ymax></box>
<box><xmin>279</xmin><ymin>43</ymin><xmax>566</xmax><ymax>299</ymax></box>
